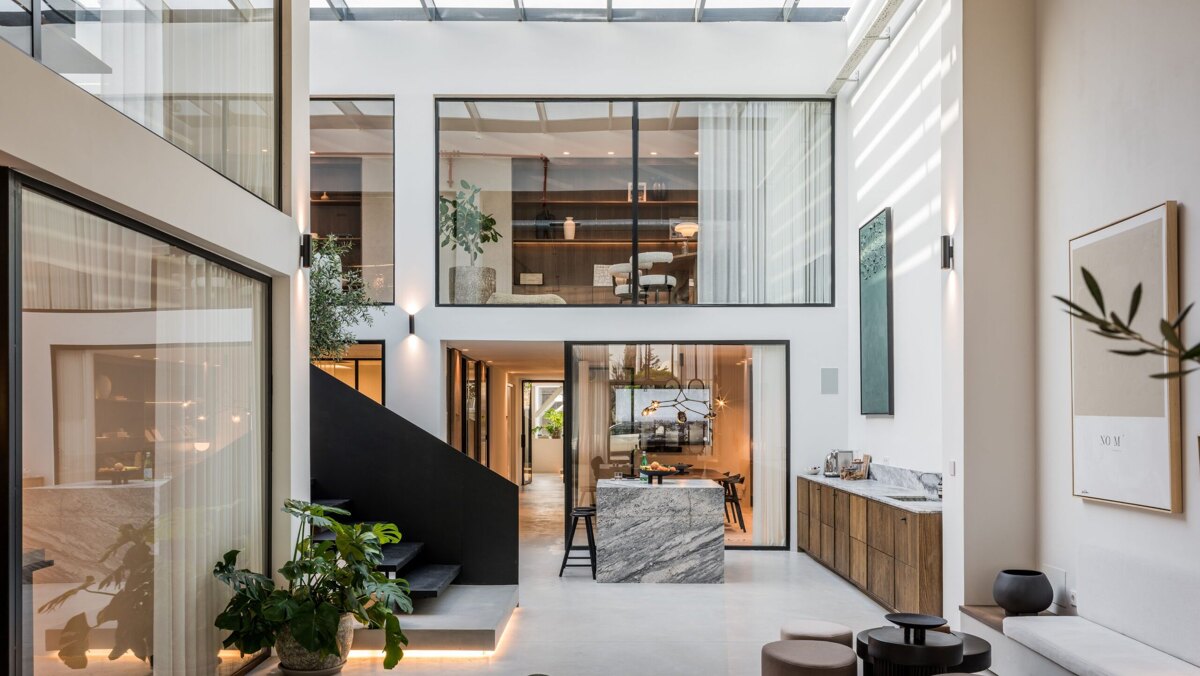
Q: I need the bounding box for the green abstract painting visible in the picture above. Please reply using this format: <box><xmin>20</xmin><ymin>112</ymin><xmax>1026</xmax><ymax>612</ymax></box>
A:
<box><xmin>859</xmin><ymin>209</ymin><xmax>893</xmax><ymax>415</ymax></box>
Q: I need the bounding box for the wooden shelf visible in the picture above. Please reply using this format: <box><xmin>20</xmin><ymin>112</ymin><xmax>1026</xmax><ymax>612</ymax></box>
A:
<box><xmin>960</xmin><ymin>604</ymin><xmax>1054</xmax><ymax>633</ymax></box>
<box><xmin>512</xmin><ymin>239</ymin><xmax>682</xmax><ymax>244</ymax></box>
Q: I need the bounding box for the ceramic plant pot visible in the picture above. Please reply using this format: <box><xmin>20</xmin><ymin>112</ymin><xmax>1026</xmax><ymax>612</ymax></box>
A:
<box><xmin>993</xmin><ymin>569</ymin><xmax>1054</xmax><ymax>616</ymax></box>
<box><xmin>275</xmin><ymin>613</ymin><xmax>356</xmax><ymax>675</ymax></box>
<box><xmin>449</xmin><ymin>265</ymin><xmax>496</xmax><ymax>304</ymax></box>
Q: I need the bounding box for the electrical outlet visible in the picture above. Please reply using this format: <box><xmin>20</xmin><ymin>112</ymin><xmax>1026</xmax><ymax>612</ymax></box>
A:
<box><xmin>1069</xmin><ymin>589</ymin><xmax>1078</xmax><ymax>607</ymax></box>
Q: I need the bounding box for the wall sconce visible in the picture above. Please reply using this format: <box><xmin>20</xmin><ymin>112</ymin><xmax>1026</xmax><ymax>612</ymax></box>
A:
<box><xmin>408</xmin><ymin>312</ymin><xmax>416</xmax><ymax>335</ymax></box>
<box><xmin>940</xmin><ymin>234</ymin><xmax>955</xmax><ymax>270</ymax></box>
<box><xmin>300</xmin><ymin>233</ymin><xmax>313</xmax><ymax>268</ymax></box>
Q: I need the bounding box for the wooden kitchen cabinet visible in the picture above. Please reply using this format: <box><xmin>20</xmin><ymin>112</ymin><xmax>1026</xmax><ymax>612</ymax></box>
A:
<box><xmin>867</xmin><ymin>546</ymin><xmax>895</xmax><ymax>608</ymax></box>
<box><xmin>796</xmin><ymin>479</ymin><xmax>810</xmax><ymax>552</ymax></box>
<box><xmin>850</xmin><ymin>538</ymin><xmax>868</xmax><ymax>588</ymax></box>
<box><xmin>797</xmin><ymin>476</ymin><xmax>942</xmax><ymax>616</ymax></box>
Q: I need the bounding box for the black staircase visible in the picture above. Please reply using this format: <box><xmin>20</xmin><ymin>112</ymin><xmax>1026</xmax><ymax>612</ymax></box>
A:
<box><xmin>309</xmin><ymin>366</ymin><xmax>519</xmax><ymax>589</ymax></box>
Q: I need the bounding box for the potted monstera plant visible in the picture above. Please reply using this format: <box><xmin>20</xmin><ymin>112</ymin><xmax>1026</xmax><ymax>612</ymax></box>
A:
<box><xmin>213</xmin><ymin>500</ymin><xmax>412</xmax><ymax>674</ymax></box>
<box><xmin>439</xmin><ymin>180</ymin><xmax>502</xmax><ymax>304</ymax></box>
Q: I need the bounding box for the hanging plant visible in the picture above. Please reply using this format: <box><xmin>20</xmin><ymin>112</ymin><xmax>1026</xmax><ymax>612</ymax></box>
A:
<box><xmin>309</xmin><ymin>236</ymin><xmax>380</xmax><ymax>361</ymax></box>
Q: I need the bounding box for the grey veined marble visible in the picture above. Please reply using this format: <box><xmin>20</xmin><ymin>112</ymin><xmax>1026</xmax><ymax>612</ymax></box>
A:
<box><xmin>595</xmin><ymin>479</ymin><xmax>725</xmax><ymax>584</ymax></box>
<box><xmin>868</xmin><ymin>463</ymin><xmax>942</xmax><ymax>500</ymax></box>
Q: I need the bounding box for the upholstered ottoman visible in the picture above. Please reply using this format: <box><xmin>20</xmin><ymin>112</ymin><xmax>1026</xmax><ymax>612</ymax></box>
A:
<box><xmin>780</xmin><ymin>620</ymin><xmax>854</xmax><ymax>647</ymax></box>
<box><xmin>761</xmin><ymin>640</ymin><xmax>857</xmax><ymax>676</ymax></box>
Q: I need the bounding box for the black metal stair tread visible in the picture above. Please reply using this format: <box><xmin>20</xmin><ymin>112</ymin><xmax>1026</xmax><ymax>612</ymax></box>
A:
<box><xmin>314</xmin><ymin>498</ymin><xmax>352</xmax><ymax>510</ymax></box>
<box><xmin>404</xmin><ymin>564</ymin><xmax>460</xmax><ymax>599</ymax></box>
<box><xmin>378</xmin><ymin>542</ymin><xmax>423</xmax><ymax>573</ymax></box>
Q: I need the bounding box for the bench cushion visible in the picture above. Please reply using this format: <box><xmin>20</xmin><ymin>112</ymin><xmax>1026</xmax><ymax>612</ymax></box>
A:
<box><xmin>486</xmin><ymin>292</ymin><xmax>565</xmax><ymax>305</ymax></box>
<box><xmin>1005</xmin><ymin>616</ymin><xmax>1200</xmax><ymax>676</ymax></box>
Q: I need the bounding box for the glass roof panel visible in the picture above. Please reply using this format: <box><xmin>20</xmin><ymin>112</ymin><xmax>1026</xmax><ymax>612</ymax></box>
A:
<box><xmin>438</xmin><ymin>101</ymin><xmax>471</xmax><ymax>119</ymax></box>
<box><xmin>343</xmin><ymin>0</ymin><xmax>424</xmax><ymax>6</ymax></box>
<box><xmin>473</xmin><ymin>101</ymin><xmax>541</xmax><ymax>122</ymax></box>
<box><xmin>435</xmin><ymin>0</ymin><xmax>517</xmax><ymax>6</ymax></box>
<box><xmin>310</xmin><ymin>0</ymin><xmax>850</xmax><ymax>20</ymax></box>
<box><xmin>544</xmin><ymin>101</ymin><xmax>611</xmax><ymax>121</ymax></box>
<box><xmin>522</xmin><ymin>0</ymin><xmax>607</xmax><ymax>7</ymax></box>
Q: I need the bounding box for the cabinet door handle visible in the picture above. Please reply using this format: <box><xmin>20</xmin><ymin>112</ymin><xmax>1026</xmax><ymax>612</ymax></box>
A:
<box><xmin>900</xmin><ymin>516</ymin><xmax>907</xmax><ymax>522</ymax></box>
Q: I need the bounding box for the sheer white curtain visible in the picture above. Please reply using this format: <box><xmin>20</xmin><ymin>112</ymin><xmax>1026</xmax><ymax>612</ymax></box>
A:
<box><xmin>573</xmin><ymin>346</ymin><xmax>610</xmax><ymax>508</ymax></box>
<box><xmin>21</xmin><ymin>190</ymin><xmax>154</xmax><ymax>310</ymax></box>
<box><xmin>751</xmin><ymin>346</ymin><xmax>787</xmax><ymax>546</ymax></box>
<box><xmin>697</xmin><ymin>101</ymin><xmax>832</xmax><ymax>304</ymax></box>
<box><xmin>153</xmin><ymin>256</ymin><xmax>267</xmax><ymax>674</ymax></box>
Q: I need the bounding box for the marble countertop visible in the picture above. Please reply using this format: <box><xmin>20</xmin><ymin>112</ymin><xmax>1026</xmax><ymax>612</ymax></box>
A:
<box><xmin>799</xmin><ymin>474</ymin><xmax>943</xmax><ymax>513</ymax></box>
<box><xmin>597</xmin><ymin>478</ymin><xmax>721</xmax><ymax>490</ymax></box>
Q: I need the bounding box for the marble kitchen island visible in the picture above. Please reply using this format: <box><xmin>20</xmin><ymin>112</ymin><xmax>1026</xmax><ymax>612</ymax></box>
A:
<box><xmin>594</xmin><ymin>478</ymin><xmax>725</xmax><ymax>583</ymax></box>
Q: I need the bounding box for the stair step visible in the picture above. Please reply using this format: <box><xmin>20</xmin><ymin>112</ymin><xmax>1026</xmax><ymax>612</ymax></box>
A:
<box><xmin>314</xmin><ymin>498</ymin><xmax>352</xmax><ymax>511</ymax></box>
<box><xmin>378</xmin><ymin>542</ymin><xmax>423</xmax><ymax>574</ymax></box>
<box><xmin>403</xmin><ymin>564</ymin><xmax>460</xmax><ymax>599</ymax></box>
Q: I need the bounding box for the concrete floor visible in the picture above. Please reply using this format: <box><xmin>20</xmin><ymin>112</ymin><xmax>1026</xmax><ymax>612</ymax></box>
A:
<box><xmin>254</xmin><ymin>474</ymin><xmax>891</xmax><ymax>675</ymax></box>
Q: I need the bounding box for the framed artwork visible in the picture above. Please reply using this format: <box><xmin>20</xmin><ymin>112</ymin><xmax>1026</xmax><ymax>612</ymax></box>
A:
<box><xmin>859</xmin><ymin>208</ymin><xmax>894</xmax><ymax>415</ymax></box>
<box><xmin>1069</xmin><ymin>202</ymin><xmax>1181</xmax><ymax>513</ymax></box>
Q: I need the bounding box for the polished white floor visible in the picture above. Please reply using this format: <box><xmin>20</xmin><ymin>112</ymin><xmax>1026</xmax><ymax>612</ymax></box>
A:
<box><xmin>254</xmin><ymin>475</ymin><xmax>890</xmax><ymax>675</ymax></box>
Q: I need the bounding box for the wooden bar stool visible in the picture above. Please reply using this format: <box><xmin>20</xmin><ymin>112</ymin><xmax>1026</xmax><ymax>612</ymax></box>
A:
<box><xmin>559</xmin><ymin>506</ymin><xmax>597</xmax><ymax>579</ymax></box>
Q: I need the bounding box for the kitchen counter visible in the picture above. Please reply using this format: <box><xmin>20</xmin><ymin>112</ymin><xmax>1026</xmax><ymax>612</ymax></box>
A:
<box><xmin>798</xmin><ymin>474</ymin><xmax>943</xmax><ymax>513</ymax></box>
<box><xmin>594</xmin><ymin>478</ymin><xmax>724</xmax><ymax>583</ymax></box>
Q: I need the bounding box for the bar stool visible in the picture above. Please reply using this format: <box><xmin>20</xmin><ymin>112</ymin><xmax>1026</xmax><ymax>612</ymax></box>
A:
<box><xmin>559</xmin><ymin>506</ymin><xmax>597</xmax><ymax>579</ymax></box>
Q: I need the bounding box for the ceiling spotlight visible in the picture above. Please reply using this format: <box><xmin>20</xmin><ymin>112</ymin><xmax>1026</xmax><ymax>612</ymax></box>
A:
<box><xmin>607</xmin><ymin>151</ymin><xmax>615</xmax><ymax>155</ymax></box>
<box><xmin>650</xmin><ymin>151</ymin><xmax>658</xmax><ymax>156</ymax></box>
<box><xmin>562</xmin><ymin>151</ymin><xmax>571</xmax><ymax>155</ymax></box>
<box><xmin>694</xmin><ymin>151</ymin><xmax>700</xmax><ymax>156</ymax></box>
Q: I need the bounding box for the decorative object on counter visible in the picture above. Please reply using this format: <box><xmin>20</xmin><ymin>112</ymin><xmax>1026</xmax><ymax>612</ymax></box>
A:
<box><xmin>840</xmin><ymin>454</ymin><xmax>872</xmax><ymax>481</ymax></box>
<box><xmin>213</xmin><ymin>500</ymin><xmax>412</xmax><ymax>672</ymax></box>
<box><xmin>805</xmin><ymin>466</ymin><xmax>820</xmax><ymax>476</ymax></box>
<box><xmin>823</xmin><ymin>450</ymin><xmax>853</xmax><ymax>477</ymax></box>
<box><xmin>859</xmin><ymin>207</ymin><xmax>894</xmax><ymax>415</ymax></box>
<box><xmin>440</xmin><ymin>180</ymin><xmax>503</xmax><ymax>305</ymax></box>
<box><xmin>37</xmin><ymin>521</ymin><xmax>154</xmax><ymax>669</ymax></box>
<box><xmin>992</xmin><ymin>569</ymin><xmax>1054</xmax><ymax>616</ymax></box>
<box><xmin>1054</xmin><ymin>202</ymin><xmax>1182</xmax><ymax>513</ymax></box>
<box><xmin>562</xmin><ymin>216</ymin><xmax>577</xmax><ymax>240</ymax></box>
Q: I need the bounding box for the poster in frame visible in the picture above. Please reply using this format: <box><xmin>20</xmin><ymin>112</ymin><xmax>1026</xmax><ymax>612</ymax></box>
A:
<box><xmin>859</xmin><ymin>208</ymin><xmax>894</xmax><ymax>416</ymax></box>
<box><xmin>1069</xmin><ymin>201</ymin><xmax>1181</xmax><ymax>513</ymax></box>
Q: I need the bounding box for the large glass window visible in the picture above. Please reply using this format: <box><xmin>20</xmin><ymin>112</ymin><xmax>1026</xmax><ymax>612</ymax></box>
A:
<box><xmin>313</xmin><ymin>340</ymin><xmax>385</xmax><ymax>404</ymax></box>
<box><xmin>568</xmin><ymin>342</ymin><xmax>788</xmax><ymax>547</ymax></box>
<box><xmin>311</xmin><ymin>98</ymin><xmax>395</xmax><ymax>303</ymax></box>
<box><xmin>17</xmin><ymin>184</ymin><xmax>269</xmax><ymax>674</ymax></box>
<box><xmin>16</xmin><ymin>2</ymin><xmax>278</xmax><ymax>203</ymax></box>
<box><xmin>436</xmin><ymin>99</ymin><xmax>833</xmax><ymax>306</ymax></box>
<box><xmin>0</xmin><ymin>0</ymin><xmax>32</xmax><ymax>53</ymax></box>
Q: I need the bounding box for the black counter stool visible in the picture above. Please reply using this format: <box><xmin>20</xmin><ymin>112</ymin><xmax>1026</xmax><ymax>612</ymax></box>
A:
<box><xmin>559</xmin><ymin>506</ymin><xmax>597</xmax><ymax>579</ymax></box>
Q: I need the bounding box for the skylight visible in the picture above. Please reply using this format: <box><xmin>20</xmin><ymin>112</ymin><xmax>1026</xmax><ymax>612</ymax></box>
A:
<box><xmin>310</xmin><ymin>0</ymin><xmax>852</xmax><ymax>22</ymax></box>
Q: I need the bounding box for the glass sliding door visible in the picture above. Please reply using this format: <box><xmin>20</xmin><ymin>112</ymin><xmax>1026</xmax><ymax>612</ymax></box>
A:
<box><xmin>16</xmin><ymin>183</ymin><xmax>270</xmax><ymax>674</ymax></box>
<box><xmin>567</xmin><ymin>342</ymin><xmax>788</xmax><ymax>547</ymax></box>
<box><xmin>436</xmin><ymin>98</ymin><xmax>833</xmax><ymax>306</ymax></box>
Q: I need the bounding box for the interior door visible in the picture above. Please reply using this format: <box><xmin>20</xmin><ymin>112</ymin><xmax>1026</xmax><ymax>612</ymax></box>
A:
<box><xmin>521</xmin><ymin>382</ymin><xmax>534</xmax><ymax>485</ymax></box>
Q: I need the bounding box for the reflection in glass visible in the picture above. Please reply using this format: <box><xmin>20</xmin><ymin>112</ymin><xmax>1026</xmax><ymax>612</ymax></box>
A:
<box><xmin>570</xmin><ymin>343</ymin><xmax>787</xmax><ymax>547</ymax></box>
<box><xmin>438</xmin><ymin>100</ymin><xmax>634</xmax><ymax>304</ymax></box>
<box><xmin>0</xmin><ymin>0</ymin><xmax>32</xmax><ymax>53</ymax></box>
<box><xmin>311</xmin><ymin>99</ymin><xmax>396</xmax><ymax>303</ymax></box>
<box><xmin>20</xmin><ymin>189</ymin><xmax>268</xmax><ymax>674</ymax></box>
<box><xmin>313</xmin><ymin>341</ymin><xmax>385</xmax><ymax>404</ymax></box>
<box><xmin>437</xmin><ymin>99</ymin><xmax>832</xmax><ymax>305</ymax></box>
<box><xmin>38</xmin><ymin>2</ymin><xmax>278</xmax><ymax>203</ymax></box>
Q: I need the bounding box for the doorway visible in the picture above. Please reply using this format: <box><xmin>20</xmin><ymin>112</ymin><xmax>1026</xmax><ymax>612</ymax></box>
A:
<box><xmin>522</xmin><ymin>380</ymin><xmax>564</xmax><ymax>486</ymax></box>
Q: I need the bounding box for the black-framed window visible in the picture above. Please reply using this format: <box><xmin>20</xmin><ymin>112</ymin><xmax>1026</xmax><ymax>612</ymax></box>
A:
<box><xmin>2</xmin><ymin>2</ymin><xmax>281</xmax><ymax>206</ymax></box>
<box><xmin>311</xmin><ymin>98</ymin><xmax>396</xmax><ymax>303</ymax></box>
<box><xmin>436</xmin><ymin>98</ymin><xmax>834</xmax><ymax>307</ymax></box>
<box><xmin>446</xmin><ymin>348</ymin><xmax>490</xmax><ymax>466</ymax></box>
<box><xmin>3</xmin><ymin>169</ymin><xmax>272</xmax><ymax>675</ymax></box>
<box><xmin>564</xmin><ymin>340</ymin><xmax>790</xmax><ymax>550</ymax></box>
<box><xmin>313</xmin><ymin>340</ymin><xmax>385</xmax><ymax>405</ymax></box>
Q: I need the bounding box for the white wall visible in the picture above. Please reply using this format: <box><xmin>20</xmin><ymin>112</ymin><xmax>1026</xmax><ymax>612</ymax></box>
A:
<box><xmin>843</xmin><ymin>0</ymin><xmax>949</xmax><ymax>474</ymax></box>
<box><xmin>1035</xmin><ymin>0</ymin><xmax>1200</xmax><ymax>657</ymax></box>
<box><xmin>311</xmin><ymin>20</ymin><xmax>853</xmax><ymax>546</ymax></box>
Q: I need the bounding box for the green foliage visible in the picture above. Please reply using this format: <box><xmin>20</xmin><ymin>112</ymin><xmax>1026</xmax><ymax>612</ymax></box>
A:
<box><xmin>37</xmin><ymin>521</ymin><xmax>156</xmax><ymax>668</ymax></box>
<box><xmin>213</xmin><ymin>500</ymin><xmax>412</xmax><ymax>669</ymax></box>
<box><xmin>535</xmin><ymin>408</ymin><xmax>564</xmax><ymax>439</ymax></box>
<box><xmin>439</xmin><ymin>180</ymin><xmax>502</xmax><ymax>266</ymax></box>
<box><xmin>1055</xmin><ymin>266</ymin><xmax>1198</xmax><ymax>379</ymax></box>
<box><xmin>310</xmin><ymin>236</ymin><xmax>379</xmax><ymax>361</ymax></box>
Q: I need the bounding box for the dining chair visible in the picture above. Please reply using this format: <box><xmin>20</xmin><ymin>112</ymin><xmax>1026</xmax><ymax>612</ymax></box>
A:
<box><xmin>635</xmin><ymin>252</ymin><xmax>676</xmax><ymax>304</ymax></box>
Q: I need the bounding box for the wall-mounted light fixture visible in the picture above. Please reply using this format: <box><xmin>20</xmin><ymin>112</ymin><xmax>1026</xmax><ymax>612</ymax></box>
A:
<box><xmin>408</xmin><ymin>312</ymin><xmax>416</xmax><ymax>336</ymax></box>
<box><xmin>300</xmin><ymin>233</ymin><xmax>313</xmax><ymax>268</ymax></box>
<box><xmin>940</xmin><ymin>234</ymin><xmax>955</xmax><ymax>270</ymax></box>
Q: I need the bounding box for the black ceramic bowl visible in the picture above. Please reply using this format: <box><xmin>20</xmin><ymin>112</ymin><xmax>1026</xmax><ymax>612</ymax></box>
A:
<box><xmin>993</xmin><ymin>569</ymin><xmax>1053</xmax><ymax>616</ymax></box>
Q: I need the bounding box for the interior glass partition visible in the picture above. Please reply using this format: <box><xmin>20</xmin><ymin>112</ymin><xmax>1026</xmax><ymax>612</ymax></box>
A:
<box><xmin>311</xmin><ymin>99</ymin><xmax>395</xmax><ymax>303</ymax></box>
<box><xmin>437</xmin><ymin>98</ymin><xmax>833</xmax><ymax>306</ymax></box>
<box><xmin>0</xmin><ymin>0</ymin><xmax>31</xmax><ymax>53</ymax></box>
<box><xmin>568</xmin><ymin>342</ymin><xmax>788</xmax><ymax>547</ymax></box>
<box><xmin>16</xmin><ymin>183</ymin><xmax>270</xmax><ymax>674</ymax></box>
<box><xmin>17</xmin><ymin>1</ymin><xmax>279</xmax><ymax>204</ymax></box>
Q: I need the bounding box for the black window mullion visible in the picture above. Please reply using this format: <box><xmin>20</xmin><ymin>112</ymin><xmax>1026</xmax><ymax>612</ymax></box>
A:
<box><xmin>30</xmin><ymin>0</ymin><xmax>41</xmax><ymax>61</ymax></box>
<box><xmin>630</xmin><ymin>101</ymin><xmax>640</xmax><ymax>305</ymax></box>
